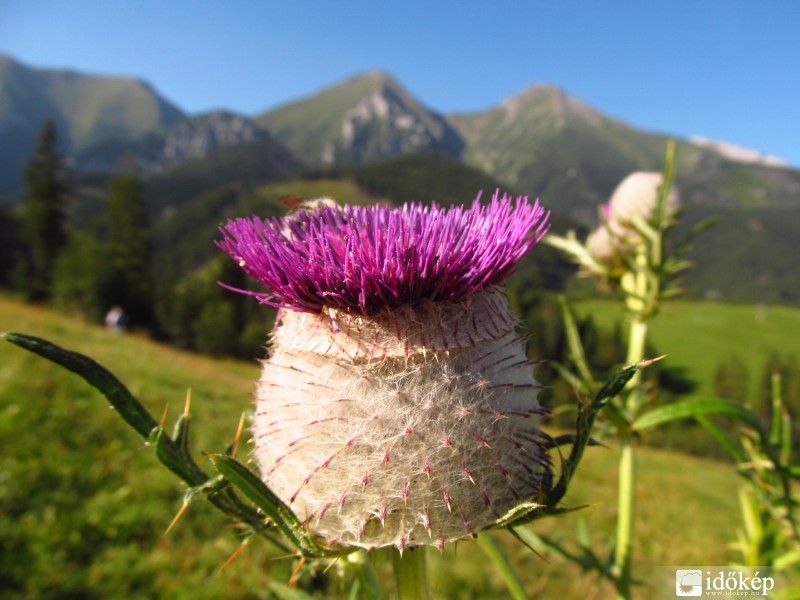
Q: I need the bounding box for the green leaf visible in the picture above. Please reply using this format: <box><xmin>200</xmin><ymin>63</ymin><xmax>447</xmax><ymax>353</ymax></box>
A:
<box><xmin>655</xmin><ymin>139</ymin><xmax>677</xmax><ymax>229</ymax></box>
<box><xmin>208</xmin><ymin>453</ymin><xmax>342</xmax><ymax>558</ymax></box>
<box><xmin>512</xmin><ymin>527</ymin><xmax>577</xmax><ymax>563</ymax></box>
<box><xmin>2</xmin><ymin>332</ymin><xmax>159</xmax><ymax>439</ymax></box>
<box><xmin>633</xmin><ymin>397</ymin><xmax>765</xmax><ymax>436</ymax></box>
<box><xmin>477</xmin><ymin>532</ymin><xmax>532</xmax><ymax>600</ymax></box>
<box><xmin>173</xmin><ymin>406</ymin><xmax>192</xmax><ymax>454</ymax></box>
<box><xmin>545</xmin><ymin>434</ymin><xmax>603</xmax><ymax>450</ymax></box>
<box><xmin>154</xmin><ymin>427</ymin><xmax>210</xmax><ymax>485</ymax></box>
<box><xmin>774</xmin><ymin>548</ymin><xmax>800</xmax><ymax>570</ymax></box>
<box><xmin>696</xmin><ymin>415</ymin><xmax>746</xmax><ymax>464</ymax></box>
<box><xmin>770</xmin><ymin>373</ymin><xmax>783</xmax><ymax>447</ymax></box>
<box><xmin>780</xmin><ymin>407</ymin><xmax>793</xmax><ymax>467</ymax></box>
<box><xmin>558</xmin><ymin>296</ymin><xmax>597</xmax><ymax>391</ymax></box>
<box><xmin>550</xmin><ymin>362</ymin><xmax>590</xmax><ymax>397</ymax></box>
<box><xmin>739</xmin><ymin>487</ymin><xmax>763</xmax><ymax>549</ymax></box>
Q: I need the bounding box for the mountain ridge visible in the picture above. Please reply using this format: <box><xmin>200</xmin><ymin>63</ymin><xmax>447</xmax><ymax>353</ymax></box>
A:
<box><xmin>3</xmin><ymin>52</ymin><xmax>800</xmax><ymax>302</ymax></box>
<box><xmin>2</xmin><ymin>51</ymin><xmax>794</xmax><ymax>198</ymax></box>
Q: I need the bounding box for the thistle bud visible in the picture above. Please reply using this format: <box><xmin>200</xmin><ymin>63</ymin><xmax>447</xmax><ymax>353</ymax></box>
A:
<box><xmin>217</xmin><ymin>190</ymin><xmax>551</xmax><ymax>551</ymax></box>
<box><xmin>607</xmin><ymin>171</ymin><xmax>679</xmax><ymax>227</ymax></box>
<box><xmin>586</xmin><ymin>172</ymin><xmax>680</xmax><ymax>267</ymax></box>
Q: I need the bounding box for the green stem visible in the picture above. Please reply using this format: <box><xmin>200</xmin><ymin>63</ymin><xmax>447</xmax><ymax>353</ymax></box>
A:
<box><xmin>625</xmin><ymin>317</ymin><xmax>648</xmax><ymax>412</ymax></box>
<box><xmin>477</xmin><ymin>532</ymin><xmax>530</xmax><ymax>600</ymax></box>
<box><xmin>613</xmin><ymin>298</ymin><xmax>648</xmax><ymax>600</ymax></box>
<box><xmin>391</xmin><ymin>547</ymin><xmax>429</xmax><ymax>600</ymax></box>
<box><xmin>613</xmin><ymin>438</ymin><xmax>635</xmax><ymax>599</ymax></box>
<box><xmin>349</xmin><ymin>550</ymin><xmax>383</xmax><ymax>600</ymax></box>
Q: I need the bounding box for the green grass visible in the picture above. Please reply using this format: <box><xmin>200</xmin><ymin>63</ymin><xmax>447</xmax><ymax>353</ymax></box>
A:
<box><xmin>574</xmin><ymin>299</ymin><xmax>800</xmax><ymax>403</ymax></box>
<box><xmin>0</xmin><ymin>295</ymin><xmax>792</xmax><ymax>598</ymax></box>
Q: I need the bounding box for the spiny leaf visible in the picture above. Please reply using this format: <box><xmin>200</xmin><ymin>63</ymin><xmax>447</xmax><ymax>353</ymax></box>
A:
<box><xmin>207</xmin><ymin>453</ymin><xmax>344</xmax><ymax>558</ymax></box>
<box><xmin>2</xmin><ymin>332</ymin><xmax>159</xmax><ymax>439</ymax></box>
<box><xmin>545</xmin><ymin>434</ymin><xmax>604</xmax><ymax>450</ymax></box>
<box><xmin>589</xmin><ymin>361</ymin><xmax>649</xmax><ymax>412</ymax></box>
<box><xmin>495</xmin><ymin>502</ymin><xmax>545</xmax><ymax>527</ymax></box>
<box><xmin>155</xmin><ymin>427</ymin><xmax>209</xmax><ymax>484</ymax></box>
<box><xmin>173</xmin><ymin>390</ymin><xmax>192</xmax><ymax>452</ymax></box>
<box><xmin>546</xmin><ymin>360</ymin><xmax>653</xmax><ymax>507</ymax></box>
<box><xmin>1</xmin><ymin>332</ymin><xmax>273</xmax><ymax>539</ymax></box>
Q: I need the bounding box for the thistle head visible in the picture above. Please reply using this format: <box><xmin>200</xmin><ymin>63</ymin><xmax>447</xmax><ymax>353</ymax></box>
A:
<box><xmin>218</xmin><ymin>190</ymin><xmax>552</xmax><ymax>551</ymax></box>
<box><xmin>217</xmin><ymin>190</ymin><xmax>549</xmax><ymax>315</ymax></box>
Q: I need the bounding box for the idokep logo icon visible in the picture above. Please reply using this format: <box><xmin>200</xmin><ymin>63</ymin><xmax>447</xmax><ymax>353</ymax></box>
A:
<box><xmin>675</xmin><ymin>569</ymin><xmax>703</xmax><ymax>596</ymax></box>
<box><xmin>673</xmin><ymin>568</ymin><xmax>776</xmax><ymax>597</ymax></box>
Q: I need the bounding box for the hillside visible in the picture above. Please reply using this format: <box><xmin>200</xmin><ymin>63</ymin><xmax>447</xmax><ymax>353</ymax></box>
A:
<box><xmin>0</xmin><ymin>53</ymin><xmax>185</xmax><ymax>195</ymax></box>
<box><xmin>0</xmin><ymin>54</ymin><xmax>300</xmax><ymax>197</ymax></box>
<box><xmin>575</xmin><ymin>299</ymin><xmax>800</xmax><ymax>401</ymax></box>
<box><xmin>0</xmin><ymin>295</ymin><xmax>758</xmax><ymax>598</ymax></box>
<box><xmin>449</xmin><ymin>85</ymin><xmax>672</xmax><ymax>215</ymax></box>
<box><xmin>450</xmin><ymin>84</ymin><xmax>800</xmax><ymax>220</ymax></box>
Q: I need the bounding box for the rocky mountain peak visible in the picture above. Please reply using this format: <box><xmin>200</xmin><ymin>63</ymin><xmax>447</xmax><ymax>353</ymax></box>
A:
<box><xmin>689</xmin><ymin>136</ymin><xmax>789</xmax><ymax>168</ymax></box>
<box><xmin>258</xmin><ymin>69</ymin><xmax>464</xmax><ymax>166</ymax></box>
<box><xmin>162</xmin><ymin>111</ymin><xmax>269</xmax><ymax>163</ymax></box>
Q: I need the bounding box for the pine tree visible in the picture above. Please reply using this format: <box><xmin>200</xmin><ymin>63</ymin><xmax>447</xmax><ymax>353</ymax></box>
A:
<box><xmin>103</xmin><ymin>169</ymin><xmax>154</xmax><ymax>328</ymax></box>
<box><xmin>20</xmin><ymin>120</ymin><xmax>69</xmax><ymax>299</ymax></box>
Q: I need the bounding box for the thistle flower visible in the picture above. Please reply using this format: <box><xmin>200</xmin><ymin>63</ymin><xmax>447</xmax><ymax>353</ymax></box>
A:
<box><xmin>217</xmin><ymin>190</ymin><xmax>551</xmax><ymax>551</ymax></box>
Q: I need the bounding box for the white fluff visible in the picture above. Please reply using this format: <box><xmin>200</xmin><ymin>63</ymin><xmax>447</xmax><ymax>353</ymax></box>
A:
<box><xmin>253</xmin><ymin>287</ymin><xmax>547</xmax><ymax>550</ymax></box>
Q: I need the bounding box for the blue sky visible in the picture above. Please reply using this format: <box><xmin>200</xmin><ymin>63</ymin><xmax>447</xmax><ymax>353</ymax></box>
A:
<box><xmin>2</xmin><ymin>0</ymin><xmax>799</xmax><ymax>166</ymax></box>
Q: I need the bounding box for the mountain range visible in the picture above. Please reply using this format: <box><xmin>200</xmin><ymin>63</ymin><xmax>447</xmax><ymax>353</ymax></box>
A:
<box><xmin>2</xmin><ymin>52</ymin><xmax>799</xmax><ymax>302</ymax></box>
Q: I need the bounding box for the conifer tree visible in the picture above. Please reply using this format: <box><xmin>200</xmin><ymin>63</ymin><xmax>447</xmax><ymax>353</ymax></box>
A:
<box><xmin>104</xmin><ymin>169</ymin><xmax>154</xmax><ymax>327</ymax></box>
<box><xmin>20</xmin><ymin>120</ymin><xmax>69</xmax><ymax>299</ymax></box>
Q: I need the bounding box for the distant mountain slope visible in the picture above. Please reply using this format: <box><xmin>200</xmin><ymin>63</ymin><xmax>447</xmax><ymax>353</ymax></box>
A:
<box><xmin>74</xmin><ymin>110</ymin><xmax>288</xmax><ymax>175</ymax></box>
<box><xmin>0</xmin><ymin>54</ymin><xmax>300</xmax><ymax>198</ymax></box>
<box><xmin>143</xmin><ymin>137</ymin><xmax>302</xmax><ymax>214</ymax></box>
<box><xmin>449</xmin><ymin>84</ymin><xmax>800</xmax><ymax>224</ymax></box>
<box><xmin>450</xmin><ymin>85</ymin><xmax>684</xmax><ymax>217</ymax></box>
<box><xmin>0</xmin><ymin>53</ymin><xmax>185</xmax><ymax>194</ymax></box>
<box><xmin>0</xmin><ymin>53</ymin><xmax>185</xmax><ymax>150</ymax></box>
<box><xmin>328</xmin><ymin>151</ymin><xmax>508</xmax><ymax>206</ymax></box>
<box><xmin>255</xmin><ymin>71</ymin><xmax>464</xmax><ymax>165</ymax></box>
<box><xmin>70</xmin><ymin>137</ymin><xmax>302</xmax><ymax>224</ymax></box>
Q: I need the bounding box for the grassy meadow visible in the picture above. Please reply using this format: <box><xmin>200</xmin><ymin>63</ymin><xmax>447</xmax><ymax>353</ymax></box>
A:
<box><xmin>0</xmin><ymin>294</ymin><xmax>797</xmax><ymax>598</ymax></box>
<box><xmin>574</xmin><ymin>299</ymin><xmax>800</xmax><ymax>401</ymax></box>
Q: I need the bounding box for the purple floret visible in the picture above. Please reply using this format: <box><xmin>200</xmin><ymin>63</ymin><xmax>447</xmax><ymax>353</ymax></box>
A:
<box><xmin>216</xmin><ymin>190</ymin><xmax>549</xmax><ymax>315</ymax></box>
